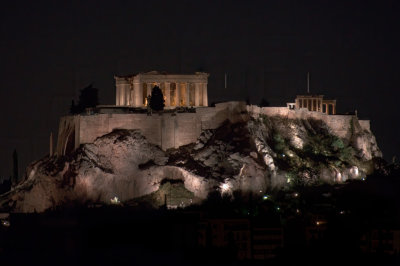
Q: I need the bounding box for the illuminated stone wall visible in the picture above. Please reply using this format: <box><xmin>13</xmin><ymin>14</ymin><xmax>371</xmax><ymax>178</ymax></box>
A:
<box><xmin>247</xmin><ymin>105</ymin><xmax>371</xmax><ymax>140</ymax></box>
<box><xmin>56</xmin><ymin>115</ymin><xmax>80</xmax><ymax>155</ymax></box>
<box><xmin>57</xmin><ymin>101</ymin><xmax>372</xmax><ymax>156</ymax></box>
<box><xmin>359</xmin><ymin>120</ymin><xmax>371</xmax><ymax>132</ymax></box>
<box><xmin>56</xmin><ymin>102</ymin><xmax>248</xmax><ymax>155</ymax></box>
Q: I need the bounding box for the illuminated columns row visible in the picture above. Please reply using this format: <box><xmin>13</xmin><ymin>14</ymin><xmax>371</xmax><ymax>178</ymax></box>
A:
<box><xmin>298</xmin><ymin>98</ymin><xmax>322</xmax><ymax>112</ymax></box>
<box><xmin>116</xmin><ymin>82</ymin><xmax>131</xmax><ymax>106</ymax></box>
<box><xmin>117</xmin><ymin>81</ymin><xmax>207</xmax><ymax>108</ymax></box>
<box><xmin>322</xmin><ymin>103</ymin><xmax>336</xmax><ymax>115</ymax></box>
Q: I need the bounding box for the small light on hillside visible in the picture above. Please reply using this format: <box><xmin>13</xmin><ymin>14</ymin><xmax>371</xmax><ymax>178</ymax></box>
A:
<box><xmin>110</xmin><ymin>196</ymin><xmax>120</xmax><ymax>204</ymax></box>
<box><xmin>220</xmin><ymin>183</ymin><xmax>230</xmax><ymax>193</ymax></box>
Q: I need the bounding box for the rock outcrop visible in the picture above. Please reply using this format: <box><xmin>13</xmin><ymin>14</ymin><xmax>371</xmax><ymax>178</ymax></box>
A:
<box><xmin>0</xmin><ymin>112</ymin><xmax>382</xmax><ymax>213</ymax></box>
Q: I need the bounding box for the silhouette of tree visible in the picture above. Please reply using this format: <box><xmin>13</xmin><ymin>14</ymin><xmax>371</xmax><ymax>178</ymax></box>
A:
<box><xmin>12</xmin><ymin>149</ymin><xmax>18</xmax><ymax>185</ymax></box>
<box><xmin>149</xmin><ymin>86</ymin><xmax>165</xmax><ymax>111</ymax></box>
<box><xmin>69</xmin><ymin>99</ymin><xmax>78</xmax><ymax>114</ymax></box>
<box><xmin>70</xmin><ymin>84</ymin><xmax>99</xmax><ymax>114</ymax></box>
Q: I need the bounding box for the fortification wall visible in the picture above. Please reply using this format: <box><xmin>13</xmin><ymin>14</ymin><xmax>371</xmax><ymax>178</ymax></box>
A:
<box><xmin>359</xmin><ymin>120</ymin><xmax>371</xmax><ymax>132</ymax></box>
<box><xmin>247</xmin><ymin>105</ymin><xmax>359</xmax><ymax>140</ymax></box>
<box><xmin>56</xmin><ymin>116</ymin><xmax>80</xmax><ymax>155</ymax></box>
<box><xmin>57</xmin><ymin>102</ymin><xmax>248</xmax><ymax>155</ymax></box>
<box><xmin>322</xmin><ymin>115</ymin><xmax>354</xmax><ymax>139</ymax></box>
<box><xmin>76</xmin><ymin>113</ymin><xmax>203</xmax><ymax>151</ymax></box>
<box><xmin>56</xmin><ymin>101</ymin><xmax>372</xmax><ymax>155</ymax></box>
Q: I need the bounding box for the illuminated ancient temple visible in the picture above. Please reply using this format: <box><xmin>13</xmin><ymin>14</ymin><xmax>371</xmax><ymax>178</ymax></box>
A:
<box><xmin>294</xmin><ymin>95</ymin><xmax>336</xmax><ymax>115</ymax></box>
<box><xmin>114</xmin><ymin>71</ymin><xmax>209</xmax><ymax>108</ymax></box>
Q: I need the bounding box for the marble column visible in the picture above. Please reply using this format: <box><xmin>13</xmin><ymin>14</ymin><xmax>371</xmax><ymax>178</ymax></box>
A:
<box><xmin>165</xmin><ymin>82</ymin><xmax>170</xmax><ymax>107</ymax></box>
<box><xmin>202</xmin><ymin>83</ymin><xmax>208</xmax><ymax>106</ymax></box>
<box><xmin>116</xmin><ymin>85</ymin><xmax>120</xmax><ymax>105</ymax></box>
<box><xmin>176</xmin><ymin>82</ymin><xmax>181</xmax><ymax>106</ymax></box>
<box><xmin>126</xmin><ymin>85</ymin><xmax>131</xmax><ymax>106</ymax></box>
<box><xmin>133</xmin><ymin>82</ymin><xmax>141</xmax><ymax>107</ymax></box>
<box><xmin>195</xmin><ymin>83</ymin><xmax>200</xmax><ymax>106</ymax></box>
<box><xmin>147</xmin><ymin>83</ymin><xmax>152</xmax><ymax>96</ymax></box>
<box><xmin>121</xmin><ymin>85</ymin><xmax>126</xmax><ymax>105</ymax></box>
<box><xmin>185</xmin><ymin>83</ymin><xmax>190</xmax><ymax>106</ymax></box>
<box><xmin>130</xmin><ymin>85</ymin><xmax>134</xmax><ymax>106</ymax></box>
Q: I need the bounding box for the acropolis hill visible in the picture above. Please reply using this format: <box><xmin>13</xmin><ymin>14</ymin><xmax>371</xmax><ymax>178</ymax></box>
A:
<box><xmin>1</xmin><ymin>71</ymin><xmax>382</xmax><ymax>212</ymax></box>
<box><xmin>57</xmin><ymin>71</ymin><xmax>371</xmax><ymax>156</ymax></box>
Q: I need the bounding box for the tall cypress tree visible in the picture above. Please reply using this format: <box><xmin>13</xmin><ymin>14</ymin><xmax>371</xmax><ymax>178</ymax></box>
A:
<box><xmin>149</xmin><ymin>86</ymin><xmax>165</xmax><ymax>111</ymax></box>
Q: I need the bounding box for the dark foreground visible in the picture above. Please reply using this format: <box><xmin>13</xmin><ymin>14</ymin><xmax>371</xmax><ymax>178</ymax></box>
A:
<box><xmin>0</xmin><ymin>206</ymin><xmax>399</xmax><ymax>266</ymax></box>
<box><xmin>1</xmin><ymin>169</ymin><xmax>400</xmax><ymax>266</ymax></box>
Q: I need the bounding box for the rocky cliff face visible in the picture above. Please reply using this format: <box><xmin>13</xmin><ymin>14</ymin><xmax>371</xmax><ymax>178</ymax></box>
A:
<box><xmin>0</xmin><ymin>113</ymin><xmax>382</xmax><ymax>213</ymax></box>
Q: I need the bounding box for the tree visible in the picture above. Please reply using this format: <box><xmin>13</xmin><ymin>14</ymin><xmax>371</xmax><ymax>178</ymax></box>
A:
<box><xmin>70</xmin><ymin>84</ymin><xmax>99</xmax><ymax>114</ymax></box>
<box><xmin>149</xmin><ymin>86</ymin><xmax>165</xmax><ymax>111</ymax></box>
<box><xmin>69</xmin><ymin>99</ymin><xmax>77</xmax><ymax>114</ymax></box>
<box><xmin>12</xmin><ymin>149</ymin><xmax>18</xmax><ymax>185</ymax></box>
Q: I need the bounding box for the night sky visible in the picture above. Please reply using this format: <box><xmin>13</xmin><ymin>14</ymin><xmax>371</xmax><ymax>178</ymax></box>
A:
<box><xmin>1</xmin><ymin>0</ymin><xmax>399</xmax><ymax>179</ymax></box>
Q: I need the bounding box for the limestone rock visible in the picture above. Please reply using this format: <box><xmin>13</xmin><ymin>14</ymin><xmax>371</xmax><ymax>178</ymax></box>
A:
<box><xmin>0</xmin><ymin>112</ymin><xmax>383</xmax><ymax>213</ymax></box>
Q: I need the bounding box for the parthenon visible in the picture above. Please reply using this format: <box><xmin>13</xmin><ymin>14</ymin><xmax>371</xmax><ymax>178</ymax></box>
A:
<box><xmin>115</xmin><ymin>71</ymin><xmax>209</xmax><ymax>108</ymax></box>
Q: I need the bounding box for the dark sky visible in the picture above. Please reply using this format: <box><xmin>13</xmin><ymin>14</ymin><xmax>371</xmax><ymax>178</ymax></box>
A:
<box><xmin>0</xmin><ymin>0</ymin><xmax>399</xmax><ymax>179</ymax></box>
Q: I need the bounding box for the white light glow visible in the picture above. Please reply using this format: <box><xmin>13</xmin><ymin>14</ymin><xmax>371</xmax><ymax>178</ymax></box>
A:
<box><xmin>350</xmin><ymin>166</ymin><xmax>359</xmax><ymax>177</ymax></box>
<box><xmin>263</xmin><ymin>195</ymin><xmax>269</xmax><ymax>200</ymax></box>
<box><xmin>1</xmin><ymin>220</ymin><xmax>10</xmax><ymax>227</ymax></box>
<box><xmin>110</xmin><ymin>196</ymin><xmax>120</xmax><ymax>204</ymax></box>
<box><xmin>220</xmin><ymin>183</ymin><xmax>230</xmax><ymax>193</ymax></box>
<box><xmin>336</xmin><ymin>172</ymin><xmax>342</xmax><ymax>182</ymax></box>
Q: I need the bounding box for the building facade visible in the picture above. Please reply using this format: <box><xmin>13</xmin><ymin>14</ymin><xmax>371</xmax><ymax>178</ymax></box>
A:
<box><xmin>115</xmin><ymin>71</ymin><xmax>209</xmax><ymax>108</ymax></box>
<box><xmin>294</xmin><ymin>95</ymin><xmax>336</xmax><ymax>115</ymax></box>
